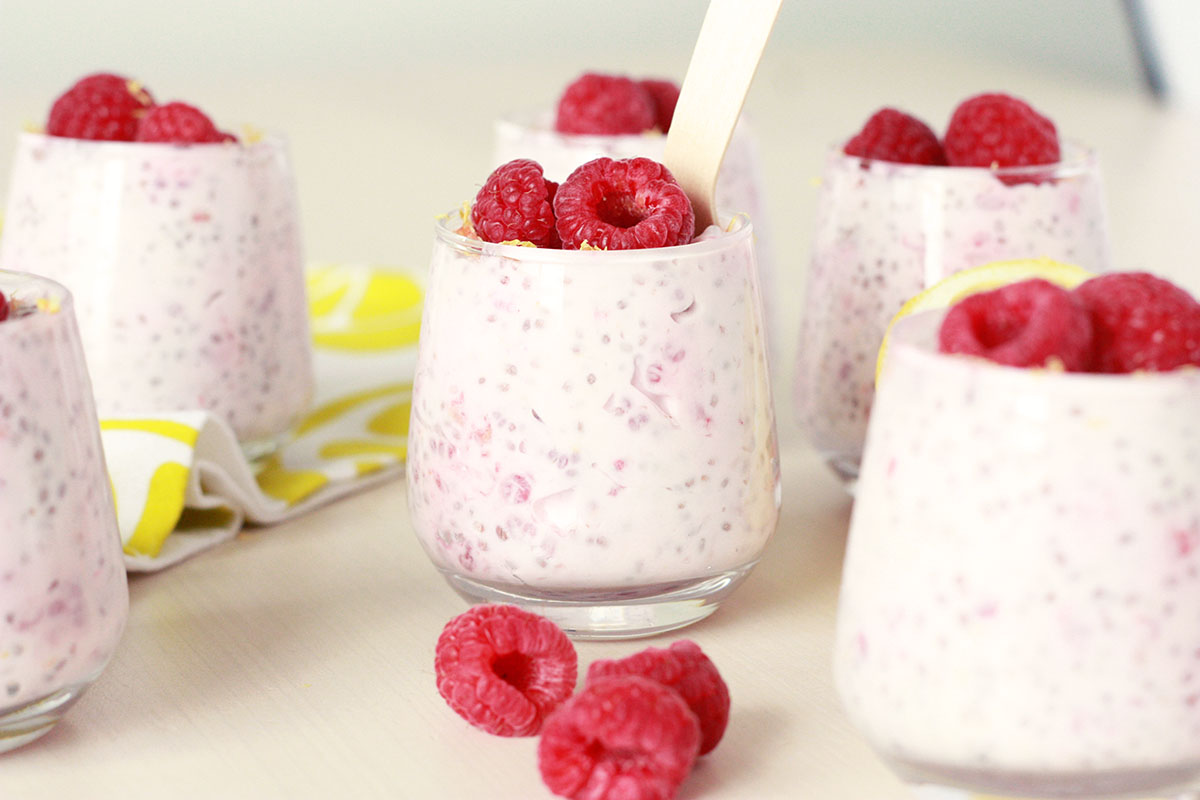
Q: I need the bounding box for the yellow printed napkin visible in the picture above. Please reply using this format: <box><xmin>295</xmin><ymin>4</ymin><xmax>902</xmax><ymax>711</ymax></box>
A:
<box><xmin>103</xmin><ymin>263</ymin><xmax>423</xmax><ymax>571</ymax></box>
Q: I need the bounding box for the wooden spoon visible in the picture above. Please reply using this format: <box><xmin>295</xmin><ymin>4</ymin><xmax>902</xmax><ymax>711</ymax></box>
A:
<box><xmin>662</xmin><ymin>0</ymin><xmax>783</xmax><ymax>232</ymax></box>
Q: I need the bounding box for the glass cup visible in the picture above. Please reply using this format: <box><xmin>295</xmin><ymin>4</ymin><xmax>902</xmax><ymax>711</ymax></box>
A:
<box><xmin>407</xmin><ymin>211</ymin><xmax>780</xmax><ymax>638</ymax></box>
<box><xmin>0</xmin><ymin>270</ymin><xmax>129</xmax><ymax>752</ymax></box>
<box><xmin>834</xmin><ymin>309</ymin><xmax>1200</xmax><ymax>798</ymax></box>
<box><xmin>794</xmin><ymin>142</ymin><xmax>1111</xmax><ymax>486</ymax></box>
<box><xmin>493</xmin><ymin>111</ymin><xmax>779</xmax><ymax>361</ymax></box>
<box><xmin>0</xmin><ymin>131</ymin><xmax>315</xmax><ymax>457</ymax></box>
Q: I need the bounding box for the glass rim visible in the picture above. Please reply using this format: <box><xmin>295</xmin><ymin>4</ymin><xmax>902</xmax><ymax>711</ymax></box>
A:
<box><xmin>885</xmin><ymin>308</ymin><xmax>1199</xmax><ymax>388</ymax></box>
<box><xmin>829</xmin><ymin>138</ymin><xmax>1099</xmax><ymax>178</ymax></box>
<box><xmin>433</xmin><ymin>207</ymin><xmax>754</xmax><ymax>264</ymax></box>
<box><xmin>495</xmin><ymin>109</ymin><xmax>667</xmax><ymax>145</ymax></box>
<box><xmin>0</xmin><ymin>268</ymin><xmax>76</xmax><ymax>324</ymax></box>
<box><xmin>15</xmin><ymin>128</ymin><xmax>289</xmax><ymax>152</ymax></box>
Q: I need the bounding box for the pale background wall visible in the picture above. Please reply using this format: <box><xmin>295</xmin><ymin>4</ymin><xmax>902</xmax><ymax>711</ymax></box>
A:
<box><xmin>0</xmin><ymin>0</ymin><xmax>1155</xmax><ymax>266</ymax></box>
<box><xmin>5</xmin><ymin>0</ymin><xmax>1200</xmax><ymax>324</ymax></box>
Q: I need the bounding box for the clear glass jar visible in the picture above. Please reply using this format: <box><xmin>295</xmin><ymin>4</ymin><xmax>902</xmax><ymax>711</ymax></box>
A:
<box><xmin>407</xmin><ymin>212</ymin><xmax>780</xmax><ymax>638</ymax></box>
<box><xmin>835</xmin><ymin>309</ymin><xmax>1200</xmax><ymax>798</ymax></box>
<box><xmin>0</xmin><ymin>270</ymin><xmax>129</xmax><ymax>752</ymax></box>
<box><xmin>794</xmin><ymin>143</ymin><xmax>1112</xmax><ymax>486</ymax></box>
<box><xmin>0</xmin><ymin>132</ymin><xmax>315</xmax><ymax>455</ymax></box>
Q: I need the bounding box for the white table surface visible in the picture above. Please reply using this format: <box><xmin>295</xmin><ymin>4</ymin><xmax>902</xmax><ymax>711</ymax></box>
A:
<box><xmin>0</xmin><ymin>45</ymin><xmax>1198</xmax><ymax>799</ymax></box>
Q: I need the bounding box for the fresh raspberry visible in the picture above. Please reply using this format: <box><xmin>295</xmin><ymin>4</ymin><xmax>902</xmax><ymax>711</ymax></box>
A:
<box><xmin>639</xmin><ymin>79</ymin><xmax>681</xmax><ymax>133</ymax></box>
<box><xmin>0</xmin><ymin>291</ymin><xmax>8</xmax><ymax>322</ymax></box>
<box><xmin>46</xmin><ymin>73</ymin><xmax>155</xmax><ymax>141</ymax></box>
<box><xmin>943</xmin><ymin>92</ymin><xmax>1060</xmax><ymax>168</ymax></box>
<box><xmin>470</xmin><ymin>159</ymin><xmax>561</xmax><ymax>248</ymax></box>
<box><xmin>938</xmin><ymin>278</ymin><xmax>1093</xmax><ymax>371</ymax></box>
<box><xmin>1073</xmin><ymin>272</ymin><xmax>1200</xmax><ymax>373</ymax></box>
<box><xmin>587</xmin><ymin>640</ymin><xmax>729</xmax><ymax>755</ymax></box>
<box><xmin>555</xmin><ymin>73</ymin><xmax>656</xmax><ymax>135</ymax></box>
<box><xmin>554</xmin><ymin>157</ymin><xmax>694</xmax><ymax>250</ymax></box>
<box><xmin>434</xmin><ymin>604</ymin><xmax>578</xmax><ymax>737</ymax></box>
<box><xmin>538</xmin><ymin>675</ymin><xmax>701</xmax><ymax>800</ymax></box>
<box><xmin>135</xmin><ymin>102</ymin><xmax>228</xmax><ymax>144</ymax></box>
<box><xmin>843</xmin><ymin>107</ymin><xmax>947</xmax><ymax>166</ymax></box>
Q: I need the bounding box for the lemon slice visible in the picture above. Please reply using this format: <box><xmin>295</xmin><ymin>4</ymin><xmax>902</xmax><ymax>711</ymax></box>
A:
<box><xmin>308</xmin><ymin>264</ymin><xmax>424</xmax><ymax>351</ymax></box>
<box><xmin>875</xmin><ymin>257</ymin><xmax>1095</xmax><ymax>383</ymax></box>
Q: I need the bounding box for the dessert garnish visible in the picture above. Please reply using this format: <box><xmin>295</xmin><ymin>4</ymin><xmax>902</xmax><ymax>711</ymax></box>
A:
<box><xmin>135</xmin><ymin>101</ymin><xmax>233</xmax><ymax>144</ymax></box>
<box><xmin>470</xmin><ymin>159</ymin><xmax>560</xmax><ymax>248</ymax></box>
<box><xmin>434</xmin><ymin>603</ymin><xmax>578</xmax><ymax>737</ymax></box>
<box><xmin>46</xmin><ymin>72</ymin><xmax>236</xmax><ymax>143</ymax></box>
<box><xmin>936</xmin><ymin>270</ymin><xmax>1200</xmax><ymax>373</ymax></box>
<box><xmin>586</xmin><ymin>639</ymin><xmax>730</xmax><ymax>756</ymax></box>
<box><xmin>943</xmin><ymin>92</ymin><xmax>1060</xmax><ymax>168</ymax></box>
<box><xmin>554</xmin><ymin>73</ymin><xmax>673</xmax><ymax>135</ymax></box>
<box><xmin>538</xmin><ymin>675</ymin><xmax>701</xmax><ymax>800</ymax></box>
<box><xmin>1074</xmin><ymin>271</ymin><xmax>1200</xmax><ymax>373</ymax></box>
<box><xmin>937</xmin><ymin>278</ymin><xmax>1093</xmax><ymax>371</ymax></box>
<box><xmin>465</xmin><ymin>156</ymin><xmax>696</xmax><ymax>251</ymax></box>
<box><xmin>553</xmin><ymin>157</ymin><xmax>695</xmax><ymax>250</ymax></box>
<box><xmin>47</xmin><ymin>72</ymin><xmax>155</xmax><ymax>141</ymax></box>
<box><xmin>844</xmin><ymin>108</ymin><xmax>946</xmax><ymax>166</ymax></box>
<box><xmin>845</xmin><ymin>92</ymin><xmax>1060</xmax><ymax>169</ymax></box>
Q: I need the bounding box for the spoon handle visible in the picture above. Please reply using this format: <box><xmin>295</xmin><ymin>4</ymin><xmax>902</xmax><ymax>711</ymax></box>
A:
<box><xmin>663</xmin><ymin>0</ymin><xmax>783</xmax><ymax>232</ymax></box>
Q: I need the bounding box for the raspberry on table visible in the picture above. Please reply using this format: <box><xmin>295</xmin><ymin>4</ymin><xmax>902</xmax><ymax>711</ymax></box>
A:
<box><xmin>843</xmin><ymin>107</ymin><xmax>947</xmax><ymax>166</ymax></box>
<box><xmin>943</xmin><ymin>92</ymin><xmax>1060</xmax><ymax>168</ymax></box>
<box><xmin>639</xmin><ymin>79</ymin><xmax>681</xmax><ymax>133</ymax></box>
<box><xmin>586</xmin><ymin>640</ymin><xmax>729</xmax><ymax>755</ymax></box>
<box><xmin>434</xmin><ymin>604</ymin><xmax>578</xmax><ymax>737</ymax></box>
<box><xmin>46</xmin><ymin>72</ymin><xmax>155</xmax><ymax>141</ymax></box>
<box><xmin>1073</xmin><ymin>272</ymin><xmax>1200</xmax><ymax>373</ymax></box>
<box><xmin>135</xmin><ymin>102</ymin><xmax>229</xmax><ymax>144</ymax></box>
<box><xmin>937</xmin><ymin>278</ymin><xmax>1094</xmax><ymax>371</ymax></box>
<box><xmin>471</xmin><ymin>159</ymin><xmax>561</xmax><ymax>248</ymax></box>
<box><xmin>538</xmin><ymin>675</ymin><xmax>701</xmax><ymax>800</ymax></box>
<box><xmin>554</xmin><ymin>157</ymin><xmax>695</xmax><ymax>250</ymax></box>
<box><xmin>555</xmin><ymin>73</ymin><xmax>657</xmax><ymax>135</ymax></box>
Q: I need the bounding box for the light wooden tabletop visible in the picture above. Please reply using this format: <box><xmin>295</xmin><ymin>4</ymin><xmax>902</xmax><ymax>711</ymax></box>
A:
<box><xmin>0</xmin><ymin>43</ymin><xmax>1197</xmax><ymax>800</ymax></box>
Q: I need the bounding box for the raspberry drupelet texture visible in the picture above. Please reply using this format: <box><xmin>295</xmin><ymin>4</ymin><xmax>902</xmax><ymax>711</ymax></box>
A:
<box><xmin>587</xmin><ymin>640</ymin><xmax>730</xmax><ymax>755</ymax></box>
<box><xmin>135</xmin><ymin>101</ymin><xmax>229</xmax><ymax>144</ymax></box>
<box><xmin>943</xmin><ymin>92</ymin><xmax>1060</xmax><ymax>168</ymax></box>
<box><xmin>554</xmin><ymin>157</ymin><xmax>695</xmax><ymax>250</ymax></box>
<box><xmin>46</xmin><ymin>72</ymin><xmax>155</xmax><ymax>141</ymax></box>
<box><xmin>555</xmin><ymin>73</ymin><xmax>656</xmax><ymax>136</ymax></box>
<box><xmin>843</xmin><ymin>107</ymin><xmax>947</xmax><ymax>166</ymax></box>
<box><xmin>639</xmin><ymin>79</ymin><xmax>681</xmax><ymax>133</ymax></box>
<box><xmin>538</xmin><ymin>675</ymin><xmax>702</xmax><ymax>800</ymax></box>
<box><xmin>937</xmin><ymin>278</ymin><xmax>1094</xmax><ymax>371</ymax></box>
<box><xmin>1074</xmin><ymin>272</ymin><xmax>1200</xmax><ymax>373</ymax></box>
<box><xmin>470</xmin><ymin>159</ymin><xmax>561</xmax><ymax>248</ymax></box>
<box><xmin>434</xmin><ymin>604</ymin><xmax>578</xmax><ymax>737</ymax></box>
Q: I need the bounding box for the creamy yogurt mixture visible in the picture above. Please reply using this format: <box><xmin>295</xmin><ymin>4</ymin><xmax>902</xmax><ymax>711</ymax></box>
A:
<box><xmin>835</xmin><ymin>311</ymin><xmax>1200</xmax><ymax>793</ymax></box>
<box><xmin>0</xmin><ymin>274</ymin><xmax>128</xmax><ymax>714</ymax></box>
<box><xmin>795</xmin><ymin>143</ymin><xmax>1111</xmax><ymax>479</ymax></box>
<box><xmin>0</xmin><ymin>132</ymin><xmax>314</xmax><ymax>443</ymax></box>
<box><xmin>407</xmin><ymin>215</ymin><xmax>780</xmax><ymax>591</ymax></box>
<box><xmin>494</xmin><ymin>112</ymin><xmax>778</xmax><ymax>356</ymax></box>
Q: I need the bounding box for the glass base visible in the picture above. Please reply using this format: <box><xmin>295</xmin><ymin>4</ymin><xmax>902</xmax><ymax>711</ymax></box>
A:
<box><xmin>0</xmin><ymin>681</ymin><xmax>92</xmax><ymax>754</ymax></box>
<box><xmin>823</xmin><ymin>454</ymin><xmax>860</xmax><ymax>494</ymax></box>
<box><xmin>894</xmin><ymin>753</ymin><xmax>1200</xmax><ymax>799</ymax></box>
<box><xmin>441</xmin><ymin>563</ymin><xmax>760</xmax><ymax>640</ymax></box>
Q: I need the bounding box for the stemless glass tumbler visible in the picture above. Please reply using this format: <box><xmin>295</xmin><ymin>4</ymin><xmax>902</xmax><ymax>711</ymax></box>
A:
<box><xmin>0</xmin><ymin>271</ymin><xmax>129</xmax><ymax>752</ymax></box>
<box><xmin>0</xmin><ymin>132</ymin><xmax>315</xmax><ymax>456</ymax></box>
<box><xmin>834</xmin><ymin>309</ymin><xmax>1200</xmax><ymax>799</ymax></box>
<box><xmin>407</xmin><ymin>212</ymin><xmax>780</xmax><ymax>638</ymax></box>
<box><xmin>794</xmin><ymin>142</ymin><xmax>1111</xmax><ymax>485</ymax></box>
